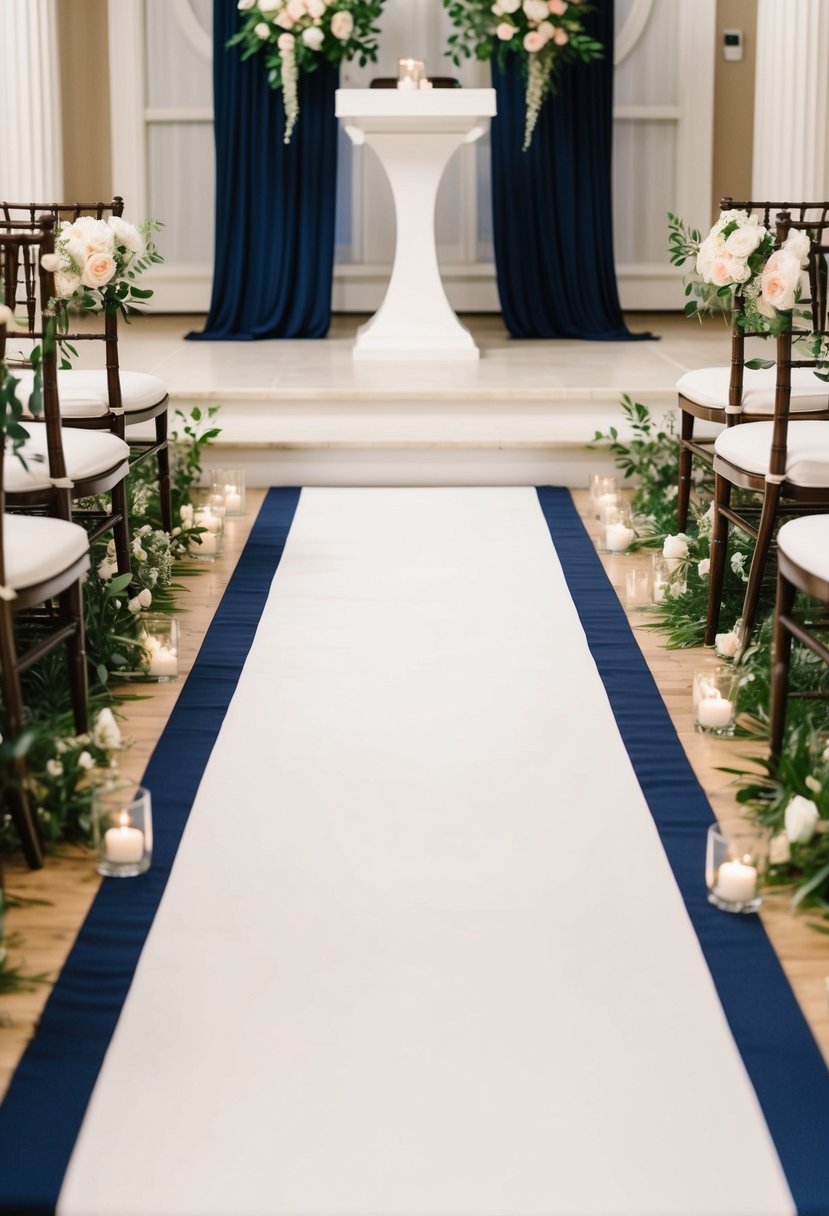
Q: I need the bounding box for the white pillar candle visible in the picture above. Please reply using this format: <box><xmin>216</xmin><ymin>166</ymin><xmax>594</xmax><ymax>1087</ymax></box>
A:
<box><xmin>195</xmin><ymin>510</ymin><xmax>221</xmax><ymax>535</ymax></box>
<box><xmin>147</xmin><ymin>644</ymin><xmax>177</xmax><ymax>678</ymax></box>
<box><xmin>696</xmin><ymin>696</ymin><xmax>733</xmax><ymax>729</ymax></box>
<box><xmin>396</xmin><ymin>78</ymin><xmax>417</xmax><ymax>91</ymax></box>
<box><xmin>190</xmin><ymin>531</ymin><xmax>216</xmax><ymax>557</ymax></box>
<box><xmin>104</xmin><ymin>814</ymin><xmax>145</xmax><ymax>864</ymax></box>
<box><xmin>596</xmin><ymin>491</ymin><xmax>619</xmax><ymax>510</ymax></box>
<box><xmin>716</xmin><ymin>857</ymin><xmax>757</xmax><ymax>903</ymax></box>
<box><xmin>605</xmin><ymin>523</ymin><xmax>634</xmax><ymax>552</ymax></box>
<box><xmin>224</xmin><ymin>488</ymin><xmax>242</xmax><ymax>513</ymax></box>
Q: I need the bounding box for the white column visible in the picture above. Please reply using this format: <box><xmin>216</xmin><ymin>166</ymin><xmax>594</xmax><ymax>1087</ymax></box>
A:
<box><xmin>752</xmin><ymin>0</ymin><xmax>829</xmax><ymax>199</ymax></box>
<box><xmin>0</xmin><ymin>0</ymin><xmax>62</xmax><ymax>200</ymax></box>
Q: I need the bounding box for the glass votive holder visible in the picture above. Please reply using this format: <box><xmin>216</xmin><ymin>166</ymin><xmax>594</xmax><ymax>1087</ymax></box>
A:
<box><xmin>188</xmin><ymin>524</ymin><xmax>217</xmax><ymax>562</ymax></box>
<box><xmin>693</xmin><ymin>665</ymin><xmax>737</xmax><ymax>736</ymax></box>
<box><xmin>194</xmin><ymin>504</ymin><xmax>224</xmax><ymax>557</ymax></box>
<box><xmin>210</xmin><ymin>468</ymin><xmax>245</xmax><ymax>516</ymax></box>
<box><xmin>705</xmin><ymin>823</ymin><xmax>766</xmax><ymax>914</ymax></box>
<box><xmin>625</xmin><ymin>567</ymin><xmax>652</xmax><ymax>610</ymax></box>
<box><xmin>601</xmin><ymin>504</ymin><xmax>635</xmax><ymax>553</ymax></box>
<box><xmin>92</xmin><ymin>780</ymin><xmax>153</xmax><ymax>878</ymax></box>
<box><xmin>590</xmin><ymin>475</ymin><xmax>619</xmax><ymax>519</ymax></box>
<box><xmin>140</xmin><ymin>613</ymin><xmax>179</xmax><ymax>681</ymax></box>
<box><xmin>397</xmin><ymin>57</ymin><xmax>425</xmax><ymax>88</ymax></box>
<box><xmin>652</xmin><ymin>552</ymin><xmax>687</xmax><ymax>602</ymax></box>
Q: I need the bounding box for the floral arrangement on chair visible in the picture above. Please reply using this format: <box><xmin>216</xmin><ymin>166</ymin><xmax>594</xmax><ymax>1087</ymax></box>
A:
<box><xmin>230</xmin><ymin>0</ymin><xmax>385</xmax><ymax>144</ymax></box>
<box><xmin>668</xmin><ymin>208</ymin><xmax>811</xmax><ymax>335</ymax></box>
<box><xmin>41</xmin><ymin>216</ymin><xmax>163</xmax><ymax>317</ymax></box>
<box><xmin>442</xmin><ymin>0</ymin><xmax>602</xmax><ymax>150</ymax></box>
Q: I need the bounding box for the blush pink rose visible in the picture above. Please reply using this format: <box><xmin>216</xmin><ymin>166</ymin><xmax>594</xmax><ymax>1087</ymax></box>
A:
<box><xmin>524</xmin><ymin>30</ymin><xmax>545</xmax><ymax>51</ymax></box>
<box><xmin>548</xmin><ymin>0</ymin><xmax>567</xmax><ymax>12</ymax></box>
<box><xmin>286</xmin><ymin>0</ymin><xmax>306</xmax><ymax>19</ymax></box>
<box><xmin>81</xmin><ymin>254</ymin><xmax>116</xmax><ymax>288</ymax></box>
<box><xmin>708</xmin><ymin>256</ymin><xmax>737</xmax><ymax>287</ymax></box>
<box><xmin>761</xmin><ymin>249</ymin><xmax>801</xmax><ymax>311</ymax></box>
<box><xmin>277</xmin><ymin>31</ymin><xmax>295</xmax><ymax>49</ymax></box>
<box><xmin>330</xmin><ymin>10</ymin><xmax>353</xmax><ymax>38</ymax></box>
<box><xmin>495</xmin><ymin>21</ymin><xmax>515</xmax><ymax>39</ymax></box>
<box><xmin>552</xmin><ymin>26</ymin><xmax>569</xmax><ymax>44</ymax></box>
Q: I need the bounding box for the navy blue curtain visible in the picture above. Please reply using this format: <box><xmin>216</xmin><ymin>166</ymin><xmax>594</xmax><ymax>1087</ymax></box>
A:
<box><xmin>188</xmin><ymin>0</ymin><xmax>338</xmax><ymax>341</ymax></box>
<box><xmin>491</xmin><ymin>1</ymin><xmax>646</xmax><ymax>340</ymax></box>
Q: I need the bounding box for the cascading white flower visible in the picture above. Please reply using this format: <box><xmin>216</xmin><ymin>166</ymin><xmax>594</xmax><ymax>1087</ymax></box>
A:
<box><xmin>277</xmin><ymin>31</ymin><xmax>299</xmax><ymax>144</ymax></box>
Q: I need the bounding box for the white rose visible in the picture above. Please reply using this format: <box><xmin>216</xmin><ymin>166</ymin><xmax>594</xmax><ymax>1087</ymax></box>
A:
<box><xmin>724</xmin><ymin>225</ymin><xmax>763</xmax><ymax>258</ymax></box>
<box><xmin>784</xmin><ymin>794</ymin><xmax>820</xmax><ymax>845</ymax></box>
<box><xmin>286</xmin><ymin>0</ymin><xmax>306</xmax><ymax>18</ymax></box>
<box><xmin>54</xmin><ymin>269</ymin><xmax>82</xmax><ymax>299</ymax></box>
<box><xmin>783</xmin><ymin>228</ymin><xmax>810</xmax><ymax>267</ymax></box>
<box><xmin>138</xmin><ymin>588</ymin><xmax>153</xmax><ymax>608</ymax></box>
<box><xmin>64</xmin><ymin>216</ymin><xmax>114</xmax><ymax>257</ymax></box>
<box><xmin>696</xmin><ymin>232</ymin><xmax>726</xmax><ymax>279</ymax></box>
<box><xmin>93</xmin><ymin>707</ymin><xmax>122</xmax><ymax>749</ymax></box>
<box><xmin>499</xmin><ymin>0</ymin><xmax>521</xmax><ymax>10</ymax></box>
<box><xmin>714</xmin><ymin>628</ymin><xmax>741</xmax><ymax>658</ymax></box>
<box><xmin>107</xmin><ymin>216</ymin><xmax>145</xmax><ymax>254</ymax></box>
<box><xmin>257</xmin><ymin>0</ymin><xmax>282</xmax><ymax>9</ymax></box>
<box><xmin>275</xmin><ymin>10</ymin><xmax>295</xmax><ymax>27</ymax></box>
<box><xmin>301</xmin><ymin>24</ymin><xmax>324</xmax><ymax>49</ymax></box>
<box><xmin>277</xmin><ymin>31</ymin><xmax>295</xmax><ymax>49</ymax></box>
<box><xmin>330</xmin><ymin>9</ymin><xmax>353</xmax><ymax>38</ymax></box>
<box><xmin>536</xmin><ymin>20</ymin><xmax>553</xmax><ymax>41</ymax></box>
<box><xmin>306</xmin><ymin>0</ymin><xmax>325</xmax><ymax>15</ymax></box>
<box><xmin>761</xmin><ymin>249</ymin><xmax>801</xmax><ymax>312</ymax></box>
<box><xmin>523</xmin><ymin>0</ymin><xmax>549</xmax><ymax>19</ymax></box>
<box><xmin>495</xmin><ymin>20</ymin><xmax>515</xmax><ymax>38</ymax></box>
<box><xmin>254</xmin><ymin>21</ymin><xmax>270</xmax><ymax>37</ymax></box>
<box><xmin>769</xmin><ymin>832</ymin><xmax>791</xmax><ymax>866</ymax></box>
<box><xmin>726</xmin><ymin>256</ymin><xmax>751</xmax><ymax>284</ymax></box>
<box><xmin>81</xmin><ymin>253</ymin><xmax>117</xmax><ymax>288</ymax></box>
<box><xmin>697</xmin><ymin>558</ymin><xmax>710</xmax><ymax>578</ymax></box>
<box><xmin>662</xmin><ymin>534</ymin><xmax>689</xmax><ymax>560</ymax></box>
<box><xmin>40</xmin><ymin>253</ymin><xmax>62</xmax><ymax>272</ymax></box>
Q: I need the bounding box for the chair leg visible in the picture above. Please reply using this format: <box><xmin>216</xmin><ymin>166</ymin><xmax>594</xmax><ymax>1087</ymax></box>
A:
<box><xmin>111</xmin><ymin>477</ymin><xmax>132</xmax><ymax>577</ymax></box>
<box><xmin>0</xmin><ymin>608</ymin><xmax>44</xmax><ymax>868</ymax></box>
<box><xmin>738</xmin><ymin>483</ymin><xmax>780</xmax><ymax>651</ymax></box>
<box><xmin>677</xmin><ymin>410</ymin><xmax>694</xmax><ymax>533</ymax></box>
<box><xmin>769</xmin><ymin>568</ymin><xmax>796</xmax><ymax>764</ymax></box>
<box><xmin>704</xmin><ymin>472</ymin><xmax>732</xmax><ymax>646</ymax></box>
<box><xmin>59</xmin><ymin>582</ymin><xmax>89</xmax><ymax>736</ymax></box>
<box><xmin>155</xmin><ymin>412</ymin><xmax>173</xmax><ymax>534</ymax></box>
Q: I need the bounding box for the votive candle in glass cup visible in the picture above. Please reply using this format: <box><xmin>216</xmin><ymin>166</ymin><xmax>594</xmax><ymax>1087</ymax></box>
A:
<box><xmin>398</xmin><ymin>57</ymin><xmax>425</xmax><ymax>88</ymax></box>
<box><xmin>693</xmin><ymin>665</ymin><xmax>737</xmax><ymax>736</ymax></box>
<box><xmin>705</xmin><ymin>823</ymin><xmax>766</xmax><ymax>913</ymax></box>
<box><xmin>590</xmin><ymin>475</ymin><xmax>619</xmax><ymax>519</ymax></box>
<box><xmin>601</xmin><ymin>504</ymin><xmax>635</xmax><ymax>553</ymax></box>
<box><xmin>625</xmin><ymin>567</ymin><xmax>652</xmax><ymax>610</ymax></box>
<box><xmin>194</xmin><ymin>503</ymin><xmax>224</xmax><ymax>557</ymax></box>
<box><xmin>189</xmin><ymin>526</ymin><xmax>217</xmax><ymax>562</ymax></box>
<box><xmin>652</xmin><ymin>552</ymin><xmax>687</xmax><ymax>602</ymax></box>
<box><xmin>92</xmin><ymin>780</ymin><xmax>153</xmax><ymax>878</ymax></box>
<box><xmin>210</xmin><ymin>468</ymin><xmax>245</xmax><ymax>516</ymax></box>
<box><xmin>140</xmin><ymin>614</ymin><xmax>179</xmax><ymax>681</ymax></box>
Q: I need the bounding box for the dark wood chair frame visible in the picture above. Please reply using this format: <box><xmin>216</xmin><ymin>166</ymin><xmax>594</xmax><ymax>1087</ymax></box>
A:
<box><xmin>705</xmin><ymin>210</ymin><xmax>829</xmax><ymax>651</ymax></box>
<box><xmin>1</xmin><ymin>220</ymin><xmax>90</xmax><ymax>868</ymax></box>
<box><xmin>0</xmin><ymin>198</ymin><xmax>172</xmax><ymax>537</ymax></box>
<box><xmin>677</xmin><ymin>197</ymin><xmax>829</xmax><ymax>533</ymax></box>
<box><xmin>769</xmin><ymin>539</ymin><xmax>829</xmax><ymax>761</ymax></box>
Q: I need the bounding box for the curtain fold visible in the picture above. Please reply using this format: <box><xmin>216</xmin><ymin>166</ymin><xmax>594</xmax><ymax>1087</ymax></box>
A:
<box><xmin>188</xmin><ymin>0</ymin><xmax>338</xmax><ymax>341</ymax></box>
<box><xmin>490</xmin><ymin>1</ymin><xmax>648</xmax><ymax>341</ymax></box>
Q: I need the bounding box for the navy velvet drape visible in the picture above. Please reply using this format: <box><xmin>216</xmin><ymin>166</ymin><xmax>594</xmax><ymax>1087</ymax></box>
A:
<box><xmin>189</xmin><ymin>1</ymin><xmax>338</xmax><ymax>341</ymax></box>
<box><xmin>491</xmin><ymin>1</ymin><xmax>643</xmax><ymax>340</ymax></box>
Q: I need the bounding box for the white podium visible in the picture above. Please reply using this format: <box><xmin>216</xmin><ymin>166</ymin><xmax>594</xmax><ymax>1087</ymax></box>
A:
<box><xmin>336</xmin><ymin>88</ymin><xmax>496</xmax><ymax>362</ymax></box>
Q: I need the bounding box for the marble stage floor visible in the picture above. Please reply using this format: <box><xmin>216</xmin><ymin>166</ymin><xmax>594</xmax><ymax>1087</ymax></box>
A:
<box><xmin>101</xmin><ymin>311</ymin><xmax>739</xmax><ymax>486</ymax></box>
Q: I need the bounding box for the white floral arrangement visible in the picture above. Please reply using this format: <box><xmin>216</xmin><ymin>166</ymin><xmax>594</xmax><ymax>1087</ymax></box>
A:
<box><xmin>442</xmin><ymin>0</ymin><xmax>603</xmax><ymax>150</ymax></box>
<box><xmin>230</xmin><ymin>0</ymin><xmax>385</xmax><ymax>144</ymax></box>
<box><xmin>669</xmin><ymin>208</ymin><xmax>812</xmax><ymax>334</ymax></box>
<box><xmin>40</xmin><ymin>215</ymin><xmax>163</xmax><ymax>314</ymax></box>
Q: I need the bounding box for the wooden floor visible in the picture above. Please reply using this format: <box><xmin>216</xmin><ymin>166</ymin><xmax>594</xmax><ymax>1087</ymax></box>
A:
<box><xmin>1</xmin><ymin>487</ymin><xmax>827</xmax><ymax>1102</ymax></box>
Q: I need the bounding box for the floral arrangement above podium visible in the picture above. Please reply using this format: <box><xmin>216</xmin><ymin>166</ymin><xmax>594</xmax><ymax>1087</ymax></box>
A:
<box><xmin>231</xmin><ymin>0</ymin><xmax>385</xmax><ymax>144</ymax></box>
<box><xmin>442</xmin><ymin>0</ymin><xmax>602</xmax><ymax>150</ymax></box>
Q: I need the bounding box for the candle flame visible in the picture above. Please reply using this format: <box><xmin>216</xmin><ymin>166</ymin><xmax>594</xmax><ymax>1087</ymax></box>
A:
<box><xmin>118</xmin><ymin>810</ymin><xmax>131</xmax><ymax>830</ymax></box>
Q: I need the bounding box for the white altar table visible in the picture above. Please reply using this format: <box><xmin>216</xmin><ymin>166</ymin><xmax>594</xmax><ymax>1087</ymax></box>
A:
<box><xmin>336</xmin><ymin>88</ymin><xmax>496</xmax><ymax>362</ymax></box>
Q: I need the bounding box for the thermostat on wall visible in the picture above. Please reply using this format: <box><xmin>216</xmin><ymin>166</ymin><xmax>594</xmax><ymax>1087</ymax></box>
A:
<box><xmin>723</xmin><ymin>29</ymin><xmax>743</xmax><ymax>61</ymax></box>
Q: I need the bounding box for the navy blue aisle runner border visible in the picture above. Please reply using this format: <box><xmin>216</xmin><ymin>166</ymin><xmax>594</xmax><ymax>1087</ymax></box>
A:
<box><xmin>0</xmin><ymin>488</ymin><xmax>301</xmax><ymax>1216</ymax></box>
<box><xmin>537</xmin><ymin>487</ymin><xmax>829</xmax><ymax>1216</ymax></box>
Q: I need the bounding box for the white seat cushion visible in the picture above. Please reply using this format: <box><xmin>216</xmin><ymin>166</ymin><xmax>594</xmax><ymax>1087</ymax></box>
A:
<box><xmin>777</xmin><ymin>515</ymin><xmax>829</xmax><ymax>584</ymax></box>
<box><xmin>15</xmin><ymin>369</ymin><xmax>167</xmax><ymax>419</ymax></box>
<box><xmin>677</xmin><ymin>366</ymin><xmax>829</xmax><ymax>414</ymax></box>
<box><xmin>4</xmin><ymin>512</ymin><xmax>90</xmax><ymax>592</ymax></box>
<box><xmin>714</xmin><ymin>420</ymin><xmax>829</xmax><ymax>487</ymax></box>
<box><xmin>3</xmin><ymin>425</ymin><xmax>130</xmax><ymax>494</ymax></box>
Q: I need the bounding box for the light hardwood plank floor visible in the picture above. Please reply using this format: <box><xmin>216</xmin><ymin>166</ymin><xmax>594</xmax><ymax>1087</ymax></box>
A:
<box><xmin>1</xmin><ymin>487</ymin><xmax>827</xmax><ymax>1103</ymax></box>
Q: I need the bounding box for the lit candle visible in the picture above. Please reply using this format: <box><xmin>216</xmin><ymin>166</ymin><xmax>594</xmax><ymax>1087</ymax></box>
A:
<box><xmin>195</xmin><ymin>509</ymin><xmax>221</xmax><ymax>535</ymax></box>
<box><xmin>696</xmin><ymin>695</ymin><xmax>733</xmax><ymax>729</ymax></box>
<box><xmin>104</xmin><ymin>812</ymin><xmax>145</xmax><ymax>864</ymax></box>
<box><xmin>597</xmin><ymin>491</ymin><xmax>619</xmax><ymax>510</ymax></box>
<box><xmin>145</xmin><ymin>637</ymin><xmax>178</xmax><ymax>678</ymax></box>
<box><xmin>605</xmin><ymin>523</ymin><xmax>634</xmax><ymax>552</ymax></box>
<box><xmin>397</xmin><ymin>78</ymin><xmax>417</xmax><ymax>91</ymax></box>
<box><xmin>190</xmin><ymin>530</ymin><xmax>216</xmax><ymax>557</ymax></box>
<box><xmin>418</xmin><ymin>78</ymin><xmax>433</xmax><ymax>90</ymax></box>
<box><xmin>224</xmin><ymin>486</ymin><xmax>242</xmax><ymax>514</ymax></box>
<box><xmin>716</xmin><ymin>856</ymin><xmax>757</xmax><ymax>903</ymax></box>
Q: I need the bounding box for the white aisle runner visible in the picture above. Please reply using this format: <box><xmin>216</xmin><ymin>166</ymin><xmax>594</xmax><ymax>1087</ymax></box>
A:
<box><xmin>60</xmin><ymin>488</ymin><xmax>792</xmax><ymax>1216</ymax></box>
